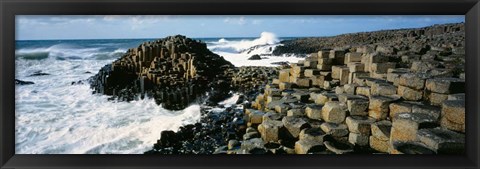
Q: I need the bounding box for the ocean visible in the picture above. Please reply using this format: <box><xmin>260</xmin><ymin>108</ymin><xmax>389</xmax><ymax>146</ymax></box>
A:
<box><xmin>15</xmin><ymin>32</ymin><xmax>304</xmax><ymax>154</ymax></box>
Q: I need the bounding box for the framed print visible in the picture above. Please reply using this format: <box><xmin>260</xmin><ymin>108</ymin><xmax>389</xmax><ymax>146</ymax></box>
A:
<box><xmin>1</xmin><ymin>0</ymin><xmax>479</xmax><ymax>168</ymax></box>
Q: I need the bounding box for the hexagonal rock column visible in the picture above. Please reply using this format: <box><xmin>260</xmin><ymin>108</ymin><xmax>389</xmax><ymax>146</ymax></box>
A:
<box><xmin>440</xmin><ymin>100</ymin><xmax>465</xmax><ymax>133</ymax></box>
<box><xmin>390</xmin><ymin>141</ymin><xmax>436</xmax><ymax>154</ymax></box>
<box><xmin>346</xmin><ymin>116</ymin><xmax>376</xmax><ymax>146</ymax></box>
<box><xmin>370</xmin><ymin>120</ymin><xmax>392</xmax><ymax>153</ymax></box>
<box><xmin>258</xmin><ymin>119</ymin><xmax>285</xmax><ymax>143</ymax></box>
<box><xmin>282</xmin><ymin>116</ymin><xmax>311</xmax><ymax>139</ymax></box>
<box><xmin>322</xmin><ymin>101</ymin><xmax>348</xmax><ymax>124</ymax></box>
<box><xmin>299</xmin><ymin>127</ymin><xmax>327</xmax><ymax>143</ymax></box>
<box><xmin>368</xmin><ymin>95</ymin><xmax>400</xmax><ymax>121</ymax></box>
<box><xmin>305</xmin><ymin>104</ymin><xmax>323</xmax><ymax>120</ymax></box>
<box><xmin>390</xmin><ymin>112</ymin><xmax>438</xmax><ymax>143</ymax></box>
<box><xmin>346</xmin><ymin>116</ymin><xmax>376</xmax><ymax>134</ymax></box>
<box><xmin>346</xmin><ymin>98</ymin><xmax>369</xmax><ymax>116</ymax></box>
<box><xmin>398</xmin><ymin>73</ymin><xmax>431</xmax><ymax>90</ymax></box>
<box><xmin>294</xmin><ymin>139</ymin><xmax>325</xmax><ymax>154</ymax></box>
<box><xmin>324</xmin><ymin>140</ymin><xmax>355</xmax><ymax>154</ymax></box>
<box><xmin>320</xmin><ymin>122</ymin><xmax>349</xmax><ymax>138</ymax></box>
<box><xmin>417</xmin><ymin>128</ymin><xmax>465</xmax><ymax>154</ymax></box>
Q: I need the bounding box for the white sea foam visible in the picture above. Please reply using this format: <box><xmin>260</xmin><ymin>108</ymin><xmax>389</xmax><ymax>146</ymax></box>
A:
<box><xmin>15</xmin><ymin>43</ymin><xmax>127</xmax><ymax>60</ymax></box>
<box><xmin>15</xmin><ymin>33</ymin><xmax>302</xmax><ymax>154</ymax></box>
<box><xmin>208</xmin><ymin>32</ymin><xmax>280</xmax><ymax>53</ymax></box>
<box><xmin>15</xmin><ymin>55</ymin><xmax>201</xmax><ymax>154</ymax></box>
<box><xmin>207</xmin><ymin>32</ymin><xmax>304</xmax><ymax>67</ymax></box>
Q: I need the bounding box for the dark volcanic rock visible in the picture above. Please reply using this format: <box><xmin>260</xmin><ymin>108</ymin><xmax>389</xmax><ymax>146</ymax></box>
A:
<box><xmin>248</xmin><ymin>54</ymin><xmax>262</xmax><ymax>60</ymax></box>
<box><xmin>29</xmin><ymin>71</ymin><xmax>50</xmax><ymax>77</ymax></box>
<box><xmin>89</xmin><ymin>35</ymin><xmax>235</xmax><ymax>110</ymax></box>
<box><xmin>273</xmin><ymin>23</ymin><xmax>464</xmax><ymax>55</ymax></box>
<box><xmin>15</xmin><ymin>79</ymin><xmax>34</xmax><ymax>85</ymax></box>
<box><xmin>145</xmin><ymin>105</ymin><xmax>246</xmax><ymax>154</ymax></box>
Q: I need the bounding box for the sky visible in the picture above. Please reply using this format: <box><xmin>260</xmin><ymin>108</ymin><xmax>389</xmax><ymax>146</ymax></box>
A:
<box><xmin>16</xmin><ymin>15</ymin><xmax>464</xmax><ymax>40</ymax></box>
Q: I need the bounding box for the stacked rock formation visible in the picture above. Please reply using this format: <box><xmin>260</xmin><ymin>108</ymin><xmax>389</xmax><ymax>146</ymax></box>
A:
<box><xmin>222</xmin><ymin>24</ymin><xmax>465</xmax><ymax>154</ymax></box>
<box><xmin>273</xmin><ymin>23</ymin><xmax>465</xmax><ymax>55</ymax></box>
<box><xmin>89</xmin><ymin>35</ymin><xmax>234</xmax><ymax>110</ymax></box>
<box><xmin>231</xmin><ymin>66</ymin><xmax>279</xmax><ymax>93</ymax></box>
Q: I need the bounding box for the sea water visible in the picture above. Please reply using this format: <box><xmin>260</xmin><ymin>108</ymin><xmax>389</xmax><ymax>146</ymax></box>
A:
<box><xmin>15</xmin><ymin>32</ymin><xmax>303</xmax><ymax>154</ymax></box>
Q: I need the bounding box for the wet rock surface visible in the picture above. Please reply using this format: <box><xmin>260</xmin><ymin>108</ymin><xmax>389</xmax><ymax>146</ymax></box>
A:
<box><xmin>89</xmin><ymin>35</ymin><xmax>235</xmax><ymax>110</ymax></box>
<box><xmin>139</xmin><ymin>23</ymin><xmax>465</xmax><ymax>154</ymax></box>
<box><xmin>15</xmin><ymin>79</ymin><xmax>34</xmax><ymax>85</ymax></box>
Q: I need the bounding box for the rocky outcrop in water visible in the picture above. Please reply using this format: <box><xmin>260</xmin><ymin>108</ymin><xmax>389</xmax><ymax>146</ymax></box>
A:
<box><xmin>89</xmin><ymin>35</ymin><xmax>235</xmax><ymax>110</ymax></box>
<box><xmin>15</xmin><ymin>79</ymin><xmax>34</xmax><ymax>85</ymax></box>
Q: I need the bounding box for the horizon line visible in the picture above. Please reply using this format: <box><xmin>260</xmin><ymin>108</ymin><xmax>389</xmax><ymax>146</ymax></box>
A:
<box><xmin>16</xmin><ymin>21</ymin><xmax>464</xmax><ymax>41</ymax></box>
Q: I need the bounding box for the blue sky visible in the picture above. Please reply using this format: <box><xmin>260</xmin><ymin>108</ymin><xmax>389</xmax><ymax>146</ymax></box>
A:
<box><xmin>16</xmin><ymin>15</ymin><xmax>464</xmax><ymax>40</ymax></box>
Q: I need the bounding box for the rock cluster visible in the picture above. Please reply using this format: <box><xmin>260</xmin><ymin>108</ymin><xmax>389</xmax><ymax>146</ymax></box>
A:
<box><xmin>231</xmin><ymin>66</ymin><xmax>279</xmax><ymax>94</ymax></box>
<box><xmin>89</xmin><ymin>35</ymin><xmax>235</xmax><ymax>110</ymax></box>
<box><xmin>145</xmin><ymin>105</ymin><xmax>247</xmax><ymax>154</ymax></box>
<box><xmin>273</xmin><ymin>23</ymin><xmax>464</xmax><ymax>56</ymax></box>
<box><xmin>145</xmin><ymin>23</ymin><xmax>465</xmax><ymax>154</ymax></box>
<box><xmin>224</xmin><ymin>25</ymin><xmax>465</xmax><ymax>154</ymax></box>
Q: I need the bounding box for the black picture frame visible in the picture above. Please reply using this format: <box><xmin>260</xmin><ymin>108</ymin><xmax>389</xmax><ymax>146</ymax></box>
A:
<box><xmin>1</xmin><ymin>0</ymin><xmax>479</xmax><ymax>168</ymax></box>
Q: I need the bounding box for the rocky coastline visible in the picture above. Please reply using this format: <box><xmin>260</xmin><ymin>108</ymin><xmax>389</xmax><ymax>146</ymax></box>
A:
<box><xmin>89</xmin><ymin>22</ymin><xmax>466</xmax><ymax>154</ymax></box>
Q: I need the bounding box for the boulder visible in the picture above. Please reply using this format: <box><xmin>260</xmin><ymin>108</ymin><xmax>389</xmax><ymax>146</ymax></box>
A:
<box><xmin>304</xmin><ymin>69</ymin><xmax>321</xmax><ymax>78</ymax></box>
<box><xmin>320</xmin><ymin>122</ymin><xmax>349</xmax><ymax>137</ymax></box>
<box><xmin>299</xmin><ymin>127</ymin><xmax>326</xmax><ymax>142</ymax></box>
<box><xmin>343</xmin><ymin>84</ymin><xmax>357</xmax><ymax>95</ymax></box>
<box><xmin>356</xmin><ymin>86</ymin><xmax>371</xmax><ymax>97</ymax></box>
<box><xmin>389</xmin><ymin>101</ymin><xmax>415</xmax><ymax>120</ymax></box>
<box><xmin>228</xmin><ymin>140</ymin><xmax>241</xmax><ymax>150</ymax></box>
<box><xmin>314</xmin><ymin>92</ymin><xmax>338</xmax><ymax>105</ymax></box>
<box><xmin>248</xmin><ymin>54</ymin><xmax>262</xmax><ymax>60</ymax></box>
<box><xmin>412</xmin><ymin>104</ymin><xmax>441</xmax><ymax>121</ymax></box>
<box><xmin>345</xmin><ymin>116</ymin><xmax>376</xmax><ymax>134</ymax></box>
<box><xmin>371</xmin><ymin>62</ymin><xmax>396</xmax><ymax>74</ymax></box>
<box><xmin>398</xmin><ymin>73</ymin><xmax>431</xmax><ymax>90</ymax></box>
<box><xmin>440</xmin><ymin>100</ymin><xmax>465</xmax><ymax>132</ymax></box>
<box><xmin>321</xmin><ymin>101</ymin><xmax>347</xmax><ymax>123</ymax></box>
<box><xmin>386</xmin><ymin>68</ymin><xmax>410</xmax><ymax>86</ymax></box>
<box><xmin>448</xmin><ymin>93</ymin><xmax>465</xmax><ymax>101</ymax></box>
<box><xmin>370</xmin><ymin>120</ymin><xmax>392</xmax><ymax>141</ymax></box>
<box><xmin>305</xmin><ymin>105</ymin><xmax>323</xmax><ymax>120</ymax></box>
<box><xmin>346</xmin><ymin>98</ymin><xmax>369</xmax><ymax>116</ymax></box>
<box><xmin>258</xmin><ymin>119</ymin><xmax>285</xmax><ymax>142</ymax></box>
<box><xmin>390</xmin><ymin>112</ymin><xmax>438</xmax><ymax>142</ymax></box>
<box><xmin>368</xmin><ymin>95</ymin><xmax>400</xmax><ymax>120</ymax></box>
<box><xmin>390</xmin><ymin>141</ymin><xmax>436</xmax><ymax>154</ymax></box>
<box><xmin>417</xmin><ymin>128</ymin><xmax>465</xmax><ymax>154</ymax></box>
<box><xmin>348</xmin><ymin>132</ymin><xmax>369</xmax><ymax>146</ymax></box>
<box><xmin>287</xmin><ymin>108</ymin><xmax>305</xmax><ymax>117</ymax></box>
<box><xmin>397</xmin><ymin>85</ymin><xmax>423</xmax><ymax>101</ymax></box>
<box><xmin>274</xmin><ymin>104</ymin><xmax>291</xmax><ymax>115</ymax></box>
<box><xmin>371</xmin><ymin>83</ymin><xmax>397</xmax><ymax>96</ymax></box>
<box><xmin>344</xmin><ymin>52</ymin><xmax>363</xmax><ymax>63</ymax></box>
<box><xmin>294</xmin><ymin>139</ymin><xmax>325</xmax><ymax>154</ymax></box>
<box><xmin>296</xmin><ymin>78</ymin><xmax>312</xmax><ymax>88</ymax></box>
<box><xmin>324</xmin><ymin>140</ymin><xmax>354</xmax><ymax>154</ymax></box>
<box><xmin>442</xmin><ymin>100</ymin><xmax>465</xmax><ymax>125</ymax></box>
<box><xmin>425</xmin><ymin>91</ymin><xmax>449</xmax><ymax>106</ymax></box>
<box><xmin>282</xmin><ymin>116</ymin><xmax>311</xmax><ymax>139</ymax></box>
<box><xmin>369</xmin><ymin>136</ymin><xmax>390</xmax><ymax>153</ymax></box>
<box><xmin>262</xmin><ymin>112</ymin><xmax>284</xmax><ymax>122</ymax></box>
<box><xmin>279</xmin><ymin>69</ymin><xmax>291</xmax><ymax>83</ymax></box>
<box><xmin>240</xmin><ymin>138</ymin><xmax>267</xmax><ymax>154</ymax></box>
<box><xmin>248</xmin><ymin>110</ymin><xmax>265</xmax><ymax>125</ymax></box>
<box><xmin>347</xmin><ymin>63</ymin><xmax>365</xmax><ymax>72</ymax></box>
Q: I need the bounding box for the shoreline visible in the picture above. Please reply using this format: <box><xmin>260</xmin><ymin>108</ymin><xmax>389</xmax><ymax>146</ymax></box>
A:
<box><xmin>141</xmin><ymin>22</ymin><xmax>465</xmax><ymax>154</ymax></box>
